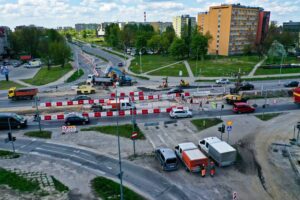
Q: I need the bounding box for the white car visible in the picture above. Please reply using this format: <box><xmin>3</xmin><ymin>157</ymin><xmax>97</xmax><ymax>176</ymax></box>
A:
<box><xmin>216</xmin><ymin>78</ymin><xmax>230</xmax><ymax>84</ymax></box>
<box><xmin>169</xmin><ymin>108</ymin><xmax>193</xmax><ymax>119</ymax></box>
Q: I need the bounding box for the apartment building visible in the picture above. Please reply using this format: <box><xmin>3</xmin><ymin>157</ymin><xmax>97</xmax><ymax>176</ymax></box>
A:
<box><xmin>0</xmin><ymin>26</ymin><xmax>10</xmax><ymax>57</ymax></box>
<box><xmin>283</xmin><ymin>21</ymin><xmax>300</xmax><ymax>48</ymax></box>
<box><xmin>75</xmin><ymin>23</ymin><xmax>99</xmax><ymax>32</ymax></box>
<box><xmin>173</xmin><ymin>15</ymin><xmax>196</xmax><ymax>38</ymax></box>
<box><xmin>198</xmin><ymin>4</ymin><xmax>270</xmax><ymax>56</ymax></box>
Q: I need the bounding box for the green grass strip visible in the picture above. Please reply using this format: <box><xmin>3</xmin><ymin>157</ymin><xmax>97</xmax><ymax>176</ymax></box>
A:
<box><xmin>0</xmin><ymin>168</ymin><xmax>40</xmax><ymax>192</ymax></box>
<box><xmin>0</xmin><ymin>80</ymin><xmax>24</xmax><ymax>90</ymax></box>
<box><xmin>191</xmin><ymin>118</ymin><xmax>223</xmax><ymax>131</ymax></box>
<box><xmin>91</xmin><ymin>177</ymin><xmax>146</xmax><ymax>200</ymax></box>
<box><xmin>24</xmin><ymin>131</ymin><xmax>52</xmax><ymax>139</ymax></box>
<box><xmin>66</xmin><ymin>69</ymin><xmax>84</xmax><ymax>83</ymax></box>
<box><xmin>254</xmin><ymin>113</ymin><xmax>282</xmax><ymax>121</ymax></box>
<box><xmin>81</xmin><ymin>124</ymin><xmax>145</xmax><ymax>140</ymax></box>
<box><xmin>51</xmin><ymin>176</ymin><xmax>69</xmax><ymax>192</ymax></box>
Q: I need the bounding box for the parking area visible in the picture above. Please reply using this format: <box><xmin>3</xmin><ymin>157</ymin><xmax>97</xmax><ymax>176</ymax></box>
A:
<box><xmin>0</xmin><ymin>64</ymin><xmax>40</xmax><ymax>81</ymax></box>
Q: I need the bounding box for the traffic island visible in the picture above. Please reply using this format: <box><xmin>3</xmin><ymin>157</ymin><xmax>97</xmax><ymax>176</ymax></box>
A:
<box><xmin>24</xmin><ymin>131</ymin><xmax>52</xmax><ymax>139</ymax></box>
<box><xmin>91</xmin><ymin>176</ymin><xmax>146</xmax><ymax>200</ymax></box>
<box><xmin>254</xmin><ymin>113</ymin><xmax>282</xmax><ymax>121</ymax></box>
<box><xmin>81</xmin><ymin>124</ymin><xmax>145</xmax><ymax>140</ymax></box>
<box><xmin>0</xmin><ymin>150</ymin><xmax>20</xmax><ymax>159</ymax></box>
<box><xmin>191</xmin><ymin>118</ymin><xmax>223</xmax><ymax>131</ymax></box>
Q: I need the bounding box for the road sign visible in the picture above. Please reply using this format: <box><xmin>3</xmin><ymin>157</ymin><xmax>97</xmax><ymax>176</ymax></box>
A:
<box><xmin>62</xmin><ymin>126</ymin><xmax>77</xmax><ymax>134</ymax></box>
<box><xmin>233</xmin><ymin>191</ymin><xmax>237</xmax><ymax>200</ymax></box>
<box><xmin>131</xmin><ymin>131</ymin><xmax>138</xmax><ymax>139</ymax></box>
<box><xmin>227</xmin><ymin>126</ymin><xmax>232</xmax><ymax>132</ymax></box>
<box><xmin>227</xmin><ymin>120</ymin><xmax>233</xmax><ymax>126</ymax></box>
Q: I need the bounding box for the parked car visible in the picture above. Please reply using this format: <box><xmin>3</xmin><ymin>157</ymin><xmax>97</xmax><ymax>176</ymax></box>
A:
<box><xmin>239</xmin><ymin>82</ymin><xmax>254</xmax><ymax>90</ymax></box>
<box><xmin>167</xmin><ymin>87</ymin><xmax>183</xmax><ymax>95</ymax></box>
<box><xmin>118</xmin><ymin>62</ymin><xmax>123</xmax><ymax>67</ymax></box>
<box><xmin>216</xmin><ymin>78</ymin><xmax>230</xmax><ymax>84</ymax></box>
<box><xmin>76</xmin><ymin>85</ymin><xmax>96</xmax><ymax>95</ymax></box>
<box><xmin>64</xmin><ymin>113</ymin><xmax>90</xmax><ymax>125</ymax></box>
<box><xmin>232</xmin><ymin>102</ymin><xmax>255</xmax><ymax>114</ymax></box>
<box><xmin>169</xmin><ymin>108</ymin><xmax>192</xmax><ymax>118</ymax></box>
<box><xmin>72</xmin><ymin>95</ymin><xmax>92</xmax><ymax>101</ymax></box>
<box><xmin>284</xmin><ymin>81</ymin><xmax>299</xmax><ymax>87</ymax></box>
<box><xmin>22</xmin><ymin>63</ymin><xmax>32</xmax><ymax>68</ymax></box>
<box><xmin>155</xmin><ymin>148</ymin><xmax>178</xmax><ymax>171</ymax></box>
<box><xmin>0</xmin><ymin>113</ymin><xmax>27</xmax><ymax>129</ymax></box>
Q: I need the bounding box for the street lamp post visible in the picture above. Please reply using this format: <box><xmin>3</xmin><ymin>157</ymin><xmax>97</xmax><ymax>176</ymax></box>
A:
<box><xmin>279</xmin><ymin>52</ymin><xmax>284</xmax><ymax>85</ymax></box>
<box><xmin>196</xmin><ymin>48</ymin><xmax>199</xmax><ymax>77</ymax></box>
<box><xmin>139</xmin><ymin>50</ymin><xmax>142</xmax><ymax>73</ymax></box>
<box><xmin>115</xmin><ymin>82</ymin><xmax>124</xmax><ymax>200</ymax></box>
<box><xmin>128</xmin><ymin>96</ymin><xmax>136</xmax><ymax>156</ymax></box>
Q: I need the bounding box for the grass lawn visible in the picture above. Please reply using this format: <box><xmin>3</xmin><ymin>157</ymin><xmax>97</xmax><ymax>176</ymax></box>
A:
<box><xmin>264</xmin><ymin>56</ymin><xmax>300</xmax><ymax>65</ymax></box>
<box><xmin>66</xmin><ymin>69</ymin><xmax>84</xmax><ymax>83</ymax></box>
<box><xmin>0</xmin><ymin>150</ymin><xmax>20</xmax><ymax>158</ymax></box>
<box><xmin>0</xmin><ymin>168</ymin><xmax>40</xmax><ymax>192</ymax></box>
<box><xmin>129</xmin><ymin>55</ymin><xmax>179</xmax><ymax>74</ymax></box>
<box><xmin>148</xmin><ymin>62</ymin><xmax>188</xmax><ymax>77</ymax></box>
<box><xmin>189</xmin><ymin>55</ymin><xmax>260</xmax><ymax>77</ymax></box>
<box><xmin>255</xmin><ymin>67</ymin><xmax>300</xmax><ymax>75</ymax></box>
<box><xmin>255</xmin><ymin>113</ymin><xmax>282</xmax><ymax>121</ymax></box>
<box><xmin>196</xmin><ymin>75</ymin><xmax>300</xmax><ymax>82</ymax></box>
<box><xmin>23</xmin><ymin>64</ymin><xmax>73</xmax><ymax>86</ymax></box>
<box><xmin>191</xmin><ymin>118</ymin><xmax>223</xmax><ymax>131</ymax></box>
<box><xmin>0</xmin><ymin>80</ymin><xmax>24</xmax><ymax>90</ymax></box>
<box><xmin>91</xmin><ymin>177</ymin><xmax>146</xmax><ymax>200</ymax></box>
<box><xmin>81</xmin><ymin>124</ymin><xmax>145</xmax><ymax>140</ymax></box>
<box><xmin>51</xmin><ymin>176</ymin><xmax>69</xmax><ymax>192</ymax></box>
<box><xmin>24</xmin><ymin>131</ymin><xmax>52</xmax><ymax>139</ymax></box>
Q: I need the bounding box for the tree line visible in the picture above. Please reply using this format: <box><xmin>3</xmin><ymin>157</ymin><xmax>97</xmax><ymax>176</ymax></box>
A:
<box><xmin>10</xmin><ymin>27</ymin><xmax>71</xmax><ymax>69</ymax></box>
<box><xmin>104</xmin><ymin>23</ymin><xmax>211</xmax><ymax>60</ymax></box>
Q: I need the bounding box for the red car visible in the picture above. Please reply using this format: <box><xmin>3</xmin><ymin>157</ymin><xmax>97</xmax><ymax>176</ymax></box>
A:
<box><xmin>232</xmin><ymin>102</ymin><xmax>255</xmax><ymax>114</ymax></box>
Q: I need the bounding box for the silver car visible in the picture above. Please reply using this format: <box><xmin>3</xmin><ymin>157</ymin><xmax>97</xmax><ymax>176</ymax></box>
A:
<box><xmin>169</xmin><ymin>108</ymin><xmax>193</xmax><ymax>118</ymax></box>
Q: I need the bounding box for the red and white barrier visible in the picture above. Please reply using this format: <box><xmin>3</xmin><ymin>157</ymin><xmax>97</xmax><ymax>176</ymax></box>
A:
<box><xmin>40</xmin><ymin>107</ymin><xmax>174</xmax><ymax>121</ymax></box>
<box><xmin>39</xmin><ymin>92</ymin><xmax>191</xmax><ymax>108</ymax></box>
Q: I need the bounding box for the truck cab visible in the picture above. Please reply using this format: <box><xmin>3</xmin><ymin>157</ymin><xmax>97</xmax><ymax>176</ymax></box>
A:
<box><xmin>199</xmin><ymin>137</ymin><xmax>221</xmax><ymax>154</ymax></box>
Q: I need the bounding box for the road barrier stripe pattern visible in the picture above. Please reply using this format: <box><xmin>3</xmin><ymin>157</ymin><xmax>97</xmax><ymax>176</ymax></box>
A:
<box><xmin>39</xmin><ymin>92</ymin><xmax>191</xmax><ymax>107</ymax></box>
<box><xmin>40</xmin><ymin>107</ymin><xmax>175</xmax><ymax>121</ymax></box>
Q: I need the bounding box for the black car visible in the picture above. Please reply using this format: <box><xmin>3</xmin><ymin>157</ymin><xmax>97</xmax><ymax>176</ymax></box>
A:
<box><xmin>239</xmin><ymin>83</ymin><xmax>254</xmax><ymax>90</ymax></box>
<box><xmin>118</xmin><ymin>62</ymin><xmax>124</xmax><ymax>67</ymax></box>
<box><xmin>284</xmin><ymin>81</ymin><xmax>299</xmax><ymax>87</ymax></box>
<box><xmin>167</xmin><ymin>87</ymin><xmax>183</xmax><ymax>95</ymax></box>
<box><xmin>0</xmin><ymin>113</ymin><xmax>27</xmax><ymax>129</ymax></box>
<box><xmin>72</xmin><ymin>95</ymin><xmax>92</xmax><ymax>101</ymax></box>
<box><xmin>65</xmin><ymin>113</ymin><xmax>90</xmax><ymax>125</ymax></box>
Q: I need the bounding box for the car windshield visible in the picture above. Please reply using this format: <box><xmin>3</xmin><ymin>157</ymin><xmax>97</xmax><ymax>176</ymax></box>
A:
<box><xmin>13</xmin><ymin>114</ymin><xmax>24</xmax><ymax>121</ymax></box>
<box><xmin>166</xmin><ymin>158</ymin><xmax>177</xmax><ymax>164</ymax></box>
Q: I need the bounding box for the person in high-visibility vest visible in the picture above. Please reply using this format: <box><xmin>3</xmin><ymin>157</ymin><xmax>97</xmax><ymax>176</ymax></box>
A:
<box><xmin>201</xmin><ymin>164</ymin><xmax>206</xmax><ymax>177</ymax></box>
<box><xmin>210</xmin><ymin>161</ymin><xmax>216</xmax><ymax>177</ymax></box>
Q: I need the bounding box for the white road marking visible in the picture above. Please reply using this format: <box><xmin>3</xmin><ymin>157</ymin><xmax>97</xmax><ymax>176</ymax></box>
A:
<box><xmin>106</xmin><ymin>166</ymin><xmax>112</xmax><ymax>170</ymax></box>
<box><xmin>157</xmin><ymin>134</ymin><xmax>168</xmax><ymax>146</ymax></box>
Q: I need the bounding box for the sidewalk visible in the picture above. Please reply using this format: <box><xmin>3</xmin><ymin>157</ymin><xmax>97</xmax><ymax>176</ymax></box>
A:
<box><xmin>248</xmin><ymin>56</ymin><xmax>267</xmax><ymax>76</ymax></box>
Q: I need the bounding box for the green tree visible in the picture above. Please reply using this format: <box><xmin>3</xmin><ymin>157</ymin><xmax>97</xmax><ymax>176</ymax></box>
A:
<box><xmin>147</xmin><ymin>34</ymin><xmax>161</xmax><ymax>52</ymax></box>
<box><xmin>104</xmin><ymin>24</ymin><xmax>120</xmax><ymax>47</ymax></box>
<box><xmin>169</xmin><ymin>38</ymin><xmax>188</xmax><ymax>59</ymax></box>
<box><xmin>49</xmin><ymin>41</ymin><xmax>71</xmax><ymax>67</ymax></box>
<box><xmin>190</xmin><ymin>32</ymin><xmax>209</xmax><ymax>61</ymax></box>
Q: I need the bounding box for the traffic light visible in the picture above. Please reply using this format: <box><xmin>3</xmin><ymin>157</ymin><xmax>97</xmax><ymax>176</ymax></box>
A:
<box><xmin>8</xmin><ymin>132</ymin><xmax>12</xmax><ymax>141</ymax></box>
<box><xmin>12</xmin><ymin>137</ymin><xmax>16</xmax><ymax>141</ymax></box>
<box><xmin>218</xmin><ymin>124</ymin><xmax>225</xmax><ymax>133</ymax></box>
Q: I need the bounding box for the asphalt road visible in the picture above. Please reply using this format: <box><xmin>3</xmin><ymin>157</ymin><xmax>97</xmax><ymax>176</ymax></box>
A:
<box><xmin>0</xmin><ymin>138</ymin><xmax>189</xmax><ymax>200</ymax></box>
<box><xmin>9</xmin><ymin>102</ymin><xmax>300</xmax><ymax>131</ymax></box>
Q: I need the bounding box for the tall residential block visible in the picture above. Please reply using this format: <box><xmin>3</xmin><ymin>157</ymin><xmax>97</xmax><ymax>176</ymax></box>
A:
<box><xmin>0</xmin><ymin>26</ymin><xmax>10</xmax><ymax>57</ymax></box>
<box><xmin>173</xmin><ymin>15</ymin><xmax>196</xmax><ymax>38</ymax></box>
<box><xmin>198</xmin><ymin>4</ymin><xmax>270</xmax><ymax>56</ymax></box>
<box><xmin>283</xmin><ymin>21</ymin><xmax>300</xmax><ymax>48</ymax></box>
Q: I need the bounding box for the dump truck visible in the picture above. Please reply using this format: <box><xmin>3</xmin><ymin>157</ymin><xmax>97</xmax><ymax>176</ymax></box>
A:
<box><xmin>223</xmin><ymin>94</ymin><xmax>248</xmax><ymax>105</ymax></box>
<box><xmin>199</xmin><ymin>137</ymin><xmax>236</xmax><ymax>167</ymax></box>
<box><xmin>8</xmin><ymin>87</ymin><xmax>38</xmax><ymax>100</ymax></box>
<box><xmin>293</xmin><ymin>87</ymin><xmax>300</xmax><ymax>104</ymax></box>
<box><xmin>175</xmin><ymin>142</ymin><xmax>208</xmax><ymax>172</ymax></box>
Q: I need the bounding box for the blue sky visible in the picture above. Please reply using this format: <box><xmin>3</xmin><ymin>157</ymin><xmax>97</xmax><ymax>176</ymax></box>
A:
<box><xmin>0</xmin><ymin>0</ymin><xmax>299</xmax><ymax>29</ymax></box>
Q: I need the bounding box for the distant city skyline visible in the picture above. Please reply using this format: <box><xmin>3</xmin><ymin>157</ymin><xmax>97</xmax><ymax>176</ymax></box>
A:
<box><xmin>0</xmin><ymin>0</ymin><xmax>299</xmax><ymax>29</ymax></box>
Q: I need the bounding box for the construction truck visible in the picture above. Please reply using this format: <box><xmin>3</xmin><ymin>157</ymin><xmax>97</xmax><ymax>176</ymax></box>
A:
<box><xmin>8</xmin><ymin>87</ymin><xmax>38</xmax><ymax>100</ymax></box>
<box><xmin>223</xmin><ymin>94</ymin><xmax>248</xmax><ymax>105</ymax></box>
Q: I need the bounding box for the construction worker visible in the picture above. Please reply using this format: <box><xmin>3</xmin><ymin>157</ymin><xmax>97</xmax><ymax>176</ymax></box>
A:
<box><xmin>201</xmin><ymin>164</ymin><xmax>206</xmax><ymax>177</ymax></box>
<box><xmin>210</xmin><ymin>161</ymin><xmax>216</xmax><ymax>177</ymax></box>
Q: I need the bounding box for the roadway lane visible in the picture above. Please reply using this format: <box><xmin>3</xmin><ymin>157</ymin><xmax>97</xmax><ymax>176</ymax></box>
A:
<box><xmin>0</xmin><ymin>138</ymin><xmax>189</xmax><ymax>200</ymax></box>
<box><xmin>17</xmin><ymin>102</ymin><xmax>300</xmax><ymax>130</ymax></box>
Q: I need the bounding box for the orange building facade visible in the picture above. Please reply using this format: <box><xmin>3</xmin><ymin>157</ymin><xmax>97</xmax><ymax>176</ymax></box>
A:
<box><xmin>198</xmin><ymin>4</ymin><xmax>270</xmax><ymax>56</ymax></box>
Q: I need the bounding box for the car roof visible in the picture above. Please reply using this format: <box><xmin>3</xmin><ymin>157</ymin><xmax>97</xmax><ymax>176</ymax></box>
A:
<box><xmin>66</xmin><ymin>112</ymin><xmax>83</xmax><ymax>117</ymax></box>
<box><xmin>0</xmin><ymin>113</ymin><xmax>16</xmax><ymax>117</ymax></box>
<box><xmin>202</xmin><ymin>137</ymin><xmax>221</xmax><ymax>144</ymax></box>
<box><xmin>157</xmin><ymin>148</ymin><xmax>176</xmax><ymax>159</ymax></box>
<box><xmin>178</xmin><ymin>142</ymin><xmax>197</xmax><ymax>151</ymax></box>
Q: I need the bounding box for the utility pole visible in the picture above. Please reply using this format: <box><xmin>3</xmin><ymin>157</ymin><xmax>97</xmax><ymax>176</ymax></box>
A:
<box><xmin>35</xmin><ymin>96</ymin><xmax>42</xmax><ymax>132</ymax></box>
<box><xmin>262</xmin><ymin>90</ymin><xmax>267</xmax><ymax>120</ymax></box>
<box><xmin>139</xmin><ymin>50</ymin><xmax>142</xmax><ymax>73</ymax></box>
<box><xmin>129</xmin><ymin>96</ymin><xmax>136</xmax><ymax>157</ymax></box>
<box><xmin>116</xmin><ymin>82</ymin><xmax>124</xmax><ymax>200</ymax></box>
<box><xmin>196</xmin><ymin>47</ymin><xmax>199</xmax><ymax>77</ymax></box>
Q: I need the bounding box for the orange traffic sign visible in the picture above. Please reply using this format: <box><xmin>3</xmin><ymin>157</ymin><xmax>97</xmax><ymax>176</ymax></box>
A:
<box><xmin>227</xmin><ymin>120</ymin><xmax>233</xmax><ymax>126</ymax></box>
